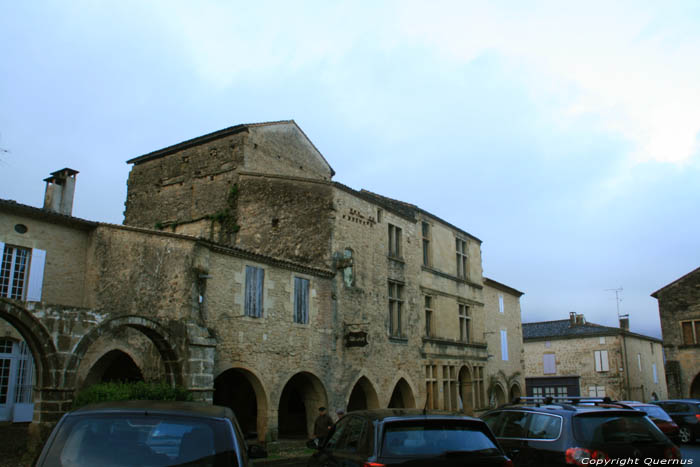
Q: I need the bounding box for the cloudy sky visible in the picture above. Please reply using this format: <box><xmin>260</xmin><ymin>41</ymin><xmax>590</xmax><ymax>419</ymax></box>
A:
<box><xmin>2</xmin><ymin>1</ymin><xmax>699</xmax><ymax>338</ymax></box>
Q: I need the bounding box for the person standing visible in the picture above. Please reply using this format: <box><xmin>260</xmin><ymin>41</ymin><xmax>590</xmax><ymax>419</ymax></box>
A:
<box><xmin>335</xmin><ymin>408</ymin><xmax>345</xmax><ymax>421</ymax></box>
<box><xmin>312</xmin><ymin>406</ymin><xmax>334</xmax><ymax>444</ymax></box>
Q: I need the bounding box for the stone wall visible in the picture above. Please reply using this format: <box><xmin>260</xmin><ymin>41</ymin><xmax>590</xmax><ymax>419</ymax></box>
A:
<box><xmin>654</xmin><ymin>267</ymin><xmax>700</xmax><ymax>398</ymax></box>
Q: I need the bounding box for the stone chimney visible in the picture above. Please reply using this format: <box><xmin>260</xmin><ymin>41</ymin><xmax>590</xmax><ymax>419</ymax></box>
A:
<box><xmin>569</xmin><ymin>312</ymin><xmax>576</xmax><ymax>326</ymax></box>
<box><xmin>619</xmin><ymin>315</ymin><xmax>629</xmax><ymax>331</ymax></box>
<box><xmin>576</xmin><ymin>313</ymin><xmax>585</xmax><ymax>325</ymax></box>
<box><xmin>43</xmin><ymin>168</ymin><xmax>79</xmax><ymax>216</ymax></box>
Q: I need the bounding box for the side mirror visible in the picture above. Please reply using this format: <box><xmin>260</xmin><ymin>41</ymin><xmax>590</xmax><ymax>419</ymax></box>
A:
<box><xmin>248</xmin><ymin>444</ymin><xmax>267</xmax><ymax>459</ymax></box>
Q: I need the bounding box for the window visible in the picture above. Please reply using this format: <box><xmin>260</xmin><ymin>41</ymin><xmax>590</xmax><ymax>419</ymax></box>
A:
<box><xmin>294</xmin><ymin>277</ymin><xmax>309</xmax><ymax>324</ymax></box>
<box><xmin>421</xmin><ymin>222</ymin><xmax>431</xmax><ymax>266</ymax></box>
<box><xmin>425</xmin><ymin>365</ymin><xmax>438</xmax><ymax>410</ymax></box>
<box><xmin>500</xmin><ymin>329</ymin><xmax>508</xmax><ymax>361</ymax></box>
<box><xmin>377</xmin><ymin>208</ymin><xmax>383</xmax><ymax>223</ymax></box>
<box><xmin>681</xmin><ymin>320</ymin><xmax>700</xmax><ymax>345</ymax></box>
<box><xmin>599</xmin><ymin>336</ymin><xmax>606</xmax><ymax>344</ymax></box>
<box><xmin>442</xmin><ymin>366</ymin><xmax>458</xmax><ymax>411</ymax></box>
<box><xmin>424</xmin><ymin>295</ymin><xmax>433</xmax><ymax>337</ymax></box>
<box><xmin>388</xmin><ymin>282</ymin><xmax>404</xmax><ymax>337</ymax></box>
<box><xmin>653</xmin><ymin>363</ymin><xmax>658</xmax><ymax>383</ymax></box>
<box><xmin>594</xmin><ymin>350</ymin><xmax>609</xmax><ymax>372</ymax></box>
<box><xmin>388</xmin><ymin>224</ymin><xmax>402</xmax><ymax>257</ymax></box>
<box><xmin>543</xmin><ymin>354</ymin><xmax>556</xmax><ymax>374</ymax></box>
<box><xmin>637</xmin><ymin>353</ymin><xmax>642</xmax><ymax>371</ymax></box>
<box><xmin>588</xmin><ymin>386</ymin><xmax>606</xmax><ymax>397</ymax></box>
<box><xmin>0</xmin><ymin>243</ymin><xmax>45</xmax><ymax>301</ymax></box>
<box><xmin>545</xmin><ymin>341</ymin><xmax>551</xmax><ymax>348</ymax></box>
<box><xmin>456</xmin><ymin>238</ymin><xmax>468</xmax><ymax>278</ymax></box>
<box><xmin>244</xmin><ymin>266</ymin><xmax>264</xmax><ymax>317</ymax></box>
<box><xmin>458</xmin><ymin>304</ymin><xmax>469</xmax><ymax>343</ymax></box>
<box><xmin>498</xmin><ymin>294</ymin><xmax>504</xmax><ymax>313</ymax></box>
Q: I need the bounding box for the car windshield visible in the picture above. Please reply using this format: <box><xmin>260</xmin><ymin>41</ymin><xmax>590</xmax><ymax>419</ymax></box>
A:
<box><xmin>636</xmin><ymin>405</ymin><xmax>672</xmax><ymax>421</ymax></box>
<box><xmin>380</xmin><ymin>420</ymin><xmax>501</xmax><ymax>458</ymax></box>
<box><xmin>573</xmin><ymin>413</ymin><xmax>668</xmax><ymax>445</ymax></box>
<box><xmin>41</xmin><ymin>413</ymin><xmax>236</xmax><ymax>467</ymax></box>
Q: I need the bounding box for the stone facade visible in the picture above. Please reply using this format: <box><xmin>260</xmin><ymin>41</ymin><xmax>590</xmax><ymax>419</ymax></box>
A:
<box><xmin>523</xmin><ymin>313</ymin><xmax>667</xmax><ymax>401</ymax></box>
<box><xmin>652</xmin><ymin>267</ymin><xmax>700</xmax><ymax>398</ymax></box>
<box><xmin>0</xmin><ymin>120</ymin><xmax>525</xmax><ymax>442</ymax></box>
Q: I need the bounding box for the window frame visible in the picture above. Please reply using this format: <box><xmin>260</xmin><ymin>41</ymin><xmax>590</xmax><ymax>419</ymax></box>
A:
<box><xmin>0</xmin><ymin>244</ymin><xmax>31</xmax><ymax>300</ymax></box>
<box><xmin>421</xmin><ymin>221</ymin><xmax>431</xmax><ymax>267</ymax></box>
<box><xmin>458</xmin><ymin>304</ymin><xmax>470</xmax><ymax>343</ymax></box>
<box><xmin>293</xmin><ymin>276</ymin><xmax>310</xmax><ymax>324</ymax></box>
<box><xmin>388</xmin><ymin>224</ymin><xmax>402</xmax><ymax>258</ymax></box>
<box><xmin>244</xmin><ymin>265</ymin><xmax>264</xmax><ymax>318</ymax></box>
<box><xmin>388</xmin><ymin>281</ymin><xmax>404</xmax><ymax>338</ymax></box>
<box><xmin>424</xmin><ymin>295</ymin><xmax>434</xmax><ymax>338</ymax></box>
<box><xmin>455</xmin><ymin>238</ymin><xmax>468</xmax><ymax>279</ymax></box>
<box><xmin>681</xmin><ymin>320</ymin><xmax>700</xmax><ymax>345</ymax></box>
<box><xmin>594</xmin><ymin>350</ymin><xmax>609</xmax><ymax>372</ymax></box>
<box><xmin>543</xmin><ymin>354</ymin><xmax>556</xmax><ymax>375</ymax></box>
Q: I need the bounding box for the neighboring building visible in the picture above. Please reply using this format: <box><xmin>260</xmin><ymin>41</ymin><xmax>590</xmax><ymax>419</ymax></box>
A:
<box><xmin>0</xmin><ymin>121</ymin><xmax>524</xmax><ymax>439</ymax></box>
<box><xmin>652</xmin><ymin>267</ymin><xmax>700</xmax><ymax>398</ymax></box>
<box><xmin>523</xmin><ymin>313</ymin><xmax>667</xmax><ymax>402</ymax></box>
<box><xmin>482</xmin><ymin>278</ymin><xmax>525</xmax><ymax>406</ymax></box>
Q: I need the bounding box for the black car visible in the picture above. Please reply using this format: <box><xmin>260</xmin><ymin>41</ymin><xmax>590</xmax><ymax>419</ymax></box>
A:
<box><xmin>651</xmin><ymin>399</ymin><xmax>700</xmax><ymax>444</ymax></box>
<box><xmin>481</xmin><ymin>397</ymin><xmax>681</xmax><ymax>466</ymax></box>
<box><xmin>34</xmin><ymin>400</ymin><xmax>267</xmax><ymax>466</ymax></box>
<box><xmin>307</xmin><ymin>408</ymin><xmax>513</xmax><ymax>466</ymax></box>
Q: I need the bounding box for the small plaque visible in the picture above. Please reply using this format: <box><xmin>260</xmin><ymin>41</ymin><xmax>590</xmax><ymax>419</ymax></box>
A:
<box><xmin>345</xmin><ymin>331</ymin><xmax>368</xmax><ymax>347</ymax></box>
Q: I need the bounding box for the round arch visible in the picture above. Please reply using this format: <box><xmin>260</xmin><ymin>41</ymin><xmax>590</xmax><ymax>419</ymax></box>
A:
<box><xmin>388</xmin><ymin>377</ymin><xmax>416</xmax><ymax>409</ymax></box>
<box><xmin>214</xmin><ymin>367</ymin><xmax>269</xmax><ymax>441</ymax></box>
<box><xmin>83</xmin><ymin>349</ymin><xmax>144</xmax><ymax>387</ymax></box>
<box><xmin>458</xmin><ymin>365</ymin><xmax>474</xmax><ymax>415</ymax></box>
<box><xmin>690</xmin><ymin>373</ymin><xmax>700</xmax><ymax>399</ymax></box>
<box><xmin>277</xmin><ymin>371</ymin><xmax>328</xmax><ymax>439</ymax></box>
<box><xmin>0</xmin><ymin>299</ymin><xmax>59</xmax><ymax>390</ymax></box>
<box><xmin>66</xmin><ymin>315</ymin><xmax>182</xmax><ymax>387</ymax></box>
<box><xmin>346</xmin><ymin>375</ymin><xmax>380</xmax><ymax>412</ymax></box>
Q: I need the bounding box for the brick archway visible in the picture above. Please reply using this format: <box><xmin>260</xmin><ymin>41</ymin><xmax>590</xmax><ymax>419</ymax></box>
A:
<box><xmin>65</xmin><ymin>315</ymin><xmax>182</xmax><ymax>388</ymax></box>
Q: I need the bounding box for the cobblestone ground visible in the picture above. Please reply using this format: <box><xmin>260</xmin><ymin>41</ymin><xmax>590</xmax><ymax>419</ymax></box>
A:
<box><xmin>0</xmin><ymin>423</ymin><xmax>32</xmax><ymax>467</ymax></box>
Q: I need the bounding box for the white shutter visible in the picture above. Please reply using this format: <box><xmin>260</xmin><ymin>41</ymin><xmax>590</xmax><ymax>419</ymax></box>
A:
<box><xmin>543</xmin><ymin>354</ymin><xmax>556</xmax><ymax>374</ymax></box>
<box><xmin>653</xmin><ymin>363</ymin><xmax>658</xmax><ymax>383</ymax></box>
<box><xmin>26</xmin><ymin>249</ymin><xmax>46</xmax><ymax>302</ymax></box>
<box><xmin>500</xmin><ymin>329</ymin><xmax>508</xmax><ymax>361</ymax></box>
<box><xmin>601</xmin><ymin>350</ymin><xmax>609</xmax><ymax>371</ymax></box>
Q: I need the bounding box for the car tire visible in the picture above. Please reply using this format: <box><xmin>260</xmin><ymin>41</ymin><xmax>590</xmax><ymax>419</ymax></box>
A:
<box><xmin>679</xmin><ymin>427</ymin><xmax>692</xmax><ymax>444</ymax></box>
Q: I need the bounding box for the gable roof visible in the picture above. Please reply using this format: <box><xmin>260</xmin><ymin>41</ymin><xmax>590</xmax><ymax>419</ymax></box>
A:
<box><xmin>651</xmin><ymin>266</ymin><xmax>700</xmax><ymax>298</ymax></box>
<box><xmin>126</xmin><ymin>120</ymin><xmax>335</xmax><ymax>176</ymax></box>
<box><xmin>0</xmin><ymin>198</ymin><xmax>97</xmax><ymax>230</ymax></box>
<box><xmin>523</xmin><ymin>318</ymin><xmax>662</xmax><ymax>343</ymax></box>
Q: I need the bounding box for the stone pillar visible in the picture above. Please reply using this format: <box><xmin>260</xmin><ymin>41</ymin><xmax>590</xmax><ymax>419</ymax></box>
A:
<box><xmin>185</xmin><ymin>325</ymin><xmax>217</xmax><ymax>403</ymax></box>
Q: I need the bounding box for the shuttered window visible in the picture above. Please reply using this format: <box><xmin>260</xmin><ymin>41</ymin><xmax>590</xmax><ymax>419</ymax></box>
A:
<box><xmin>681</xmin><ymin>320</ymin><xmax>700</xmax><ymax>345</ymax></box>
<box><xmin>0</xmin><ymin>243</ymin><xmax>45</xmax><ymax>301</ymax></box>
<box><xmin>594</xmin><ymin>350</ymin><xmax>609</xmax><ymax>372</ymax></box>
<box><xmin>543</xmin><ymin>354</ymin><xmax>556</xmax><ymax>374</ymax></box>
<box><xmin>294</xmin><ymin>277</ymin><xmax>309</xmax><ymax>324</ymax></box>
<box><xmin>244</xmin><ymin>266</ymin><xmax>264</xmax><ymax>318</ymax></box>
<box><xmin>500</xmin><ymin>329</ymin><xmax>508</xmax><ymax>361</ymax></box>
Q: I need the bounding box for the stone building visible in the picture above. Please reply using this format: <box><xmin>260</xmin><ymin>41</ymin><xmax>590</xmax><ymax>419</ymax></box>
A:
<box><xmin>0</xmin><ymin>121</ymin><xmax>525</xmax><ymax>440</ymax></box>
<box><xmin>652</xmin><ymin>267</ymin><xmax>700</xmax><ymax>398</ymax></box>
<box><xmin>522</xmin><ymin>313</ymin><xmax>667</xmax><ymax>401</ymax></box>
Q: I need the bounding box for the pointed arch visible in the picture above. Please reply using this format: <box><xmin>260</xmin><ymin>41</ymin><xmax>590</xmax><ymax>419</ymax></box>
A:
<box><xmin>388</xmin><ymin>377</ymin><xmax>415</xmax><ymax>409</ymax></box>
<box><xmin>458</xmin><ymin>365</ymin><xmax>474</xmax><ymax>415</ymax></box>
<box><xmin>346</xmin><ymin>375</ymin><xmax>380</xmax><ymax>411</ymax></box>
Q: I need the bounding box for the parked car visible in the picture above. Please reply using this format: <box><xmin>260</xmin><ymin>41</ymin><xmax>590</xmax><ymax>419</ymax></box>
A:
<box><xmin>481</xmin><ymin>397</ymin><xmax>681</xmax><ymax>466</ymax></box>
<box><xmin>34</xmin><ymin>400</ymin><xmax>267</xmax><ymax>467</ymax></box>
<box><xmin>307</xmin><ymin>408</ymin><xmax>513</xmax><ymax>466</ymax></box>
<box><xmin>651</xmin><ymin>399</ymin><xmax>700</xmax><ymax>444</ymax></box>
<box><xmin>616</xmin><ymin>401</ymin><xmax>680</xmax><ymax>443</ymax></box>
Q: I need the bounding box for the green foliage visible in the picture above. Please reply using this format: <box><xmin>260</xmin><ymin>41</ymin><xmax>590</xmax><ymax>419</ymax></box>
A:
<box><xmin>72</xmin><ymin>381</ymin><xmax>193</xmax><ymax>409</ymax></box>
<box><xmin>155</xmin><ymin>222</ymin><xmax>164</xmax><ymax>230</ymax></box>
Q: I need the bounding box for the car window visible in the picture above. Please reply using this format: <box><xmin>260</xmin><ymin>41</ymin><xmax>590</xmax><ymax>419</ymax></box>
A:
<box><xmin>380</xmin><ymin>420</ymin><xmax>501</xmax><ymax>458</ymax></box>
<box><xmin>324</xmin><ymin>417</ymin><xmax>350</xmax><ymax>450</ymax></box>
<box><xmin>573</xmin><ymin>413</ymin><xmax>667</xmax><ymax>444</ymax></box>
<box><xmin>481</xmin><ymin>413</ymin><xmax>502</xmax><ymax>435</ymax></box>
<box><xmin>42</xmin><ymin>413</ymin><xmax>236</xmax><ymax>467</ymax></box>
<box><xmin>495</xmin><ymin>411</ymin><xmax>529</xmax><ymax>438</ymax></box>
<box><xmin>638</xmin><ymin>405</ymin><xmax>672</xmax><ymax>421</ymax></box>
<box><xmin>337</xmin><ymin>416</ymin><xmax>366</xmax><ymax>453</ymax></box>
<box><xmin>526</xmin><ymin>413</ymin><xmax>562</xmax><ymax>440</ymax></box>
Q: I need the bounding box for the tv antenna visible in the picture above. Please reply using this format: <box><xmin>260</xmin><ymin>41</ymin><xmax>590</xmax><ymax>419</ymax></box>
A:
<box><xmin>605</xmin><ymin>287</ymin><xmax>625</xmax><ymax>318</ymax></box>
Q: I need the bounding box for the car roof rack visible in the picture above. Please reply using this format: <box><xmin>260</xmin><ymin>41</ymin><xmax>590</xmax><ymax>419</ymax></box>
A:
<box><xmin>503</xmin><ymin>396</ymin><xmax>630</xmax><ymax>411</ymax></box>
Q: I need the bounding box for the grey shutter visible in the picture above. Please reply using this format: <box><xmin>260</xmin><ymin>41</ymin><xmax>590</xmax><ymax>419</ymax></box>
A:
<box><xmin>294</xmin><ymin>277</ymin><xmax>300</xmax><ymax>323</ymax></box>
<box><xmin>301</xmin><ymin>278</ymin><xmax>308</xmax><ymax>324</ymax></box>
<box><xmin>255</xmin><ymin>267</ymin><xmax>264</xmax><ymax>317</ymax></box>
<box><xmin>245</xmin><ymin>266</ymin><xmax>260</xmax><ymax>317</ymax></box>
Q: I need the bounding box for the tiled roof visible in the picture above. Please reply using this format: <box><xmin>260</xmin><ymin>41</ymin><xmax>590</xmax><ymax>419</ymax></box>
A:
<box><xmin>523</xmin><ymin>318</ymin><xmax>662</xmax><ymax>343</ymax></box>
<box><xmin>0</xmin><ymin>198</ymin><xmax>97</xmax><ymax>229</ymax></box>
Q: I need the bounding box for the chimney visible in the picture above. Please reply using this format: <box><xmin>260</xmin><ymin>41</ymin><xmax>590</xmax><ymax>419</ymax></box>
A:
<box><xmin>619</xmin><ymin>315</ymin><xmax>629</xmax><ymax>331</ymax></box>
<box><xmin>569</xmin><ymin>312</ymin><xmax>576</xmax><ymax>326</ymax></box>
<box><xmin>43</xmin><ymin>168</ymin><xmax>79</xmax><ymax>216</ymax></box>
<box><xmin>575</xmin><ymin>314</ymin><xmax>585</xmax><ymax>325</ymax></box>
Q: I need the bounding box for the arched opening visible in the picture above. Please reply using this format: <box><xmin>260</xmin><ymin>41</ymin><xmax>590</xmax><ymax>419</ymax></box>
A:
<box><xmin>214</xmin><ymin>368</ymin><xmax>268</xmax><ymax>439</ymax></box>
<box><xmin>347</xmin><ymin>376</ymin><xmax>379</xmax><ymax>412</ymax></box>
<box><xmin>490</xmin><ymin>384</ymin><xmax>506</xmax><ymax>407</ymax></box>
<box><xmin>0</xmin><ymin>331</ymin><xmax>35</xmax><ymax>422</ymax></box>
<box><xmin>651</xmin><ymin>392</ymin><xmax>659</xmax><ymax>401</ymax></box>
<box><xmin>278</xmin><ymin>372</ymin><xmax>327</xmax><ymax>439</ymax></box>
<box><xmin>690</xmin><ymin>374</ymin><xmax>700</xmax><ymax>399</ymax></box>
<box><xmin>84</xmin><ymin>350</ymin><xmax>144</xmax><ymax>386</ymax></box>
<box><xmin>509</xmin><ymin>383</ymin><xmax>522</xmax><ymax>402</ymax></box>
<box><xmin>458</xmin><ymin>366</ymin><xmax>474</xmax><ymax>415</ymax></box>
<box><xmin>388</xmin><ymin>378</ymin><xmax>415</xmax><ymax>408</ymax></box>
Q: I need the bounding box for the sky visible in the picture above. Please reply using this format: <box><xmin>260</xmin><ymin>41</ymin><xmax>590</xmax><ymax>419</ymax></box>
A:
<box><xmin>1</xmin><ymin>1</ymin><xmax>699</xmax><ymax>339</ymax></box>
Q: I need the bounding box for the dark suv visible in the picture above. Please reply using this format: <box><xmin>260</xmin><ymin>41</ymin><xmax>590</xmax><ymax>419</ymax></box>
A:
<box><xmin>651</xmin><ymin>399</ymin><xmax>700</xmax><ymax>444</ymax></box>
<box><xmin>481</xmin><ymin>397</ymin><xmax>680</xmax><ymax>466</ymax></box>
<box><xmin>307</xmin><ymin>408</ymin><xmax>513</xmax><ymax>466</ymax></box>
